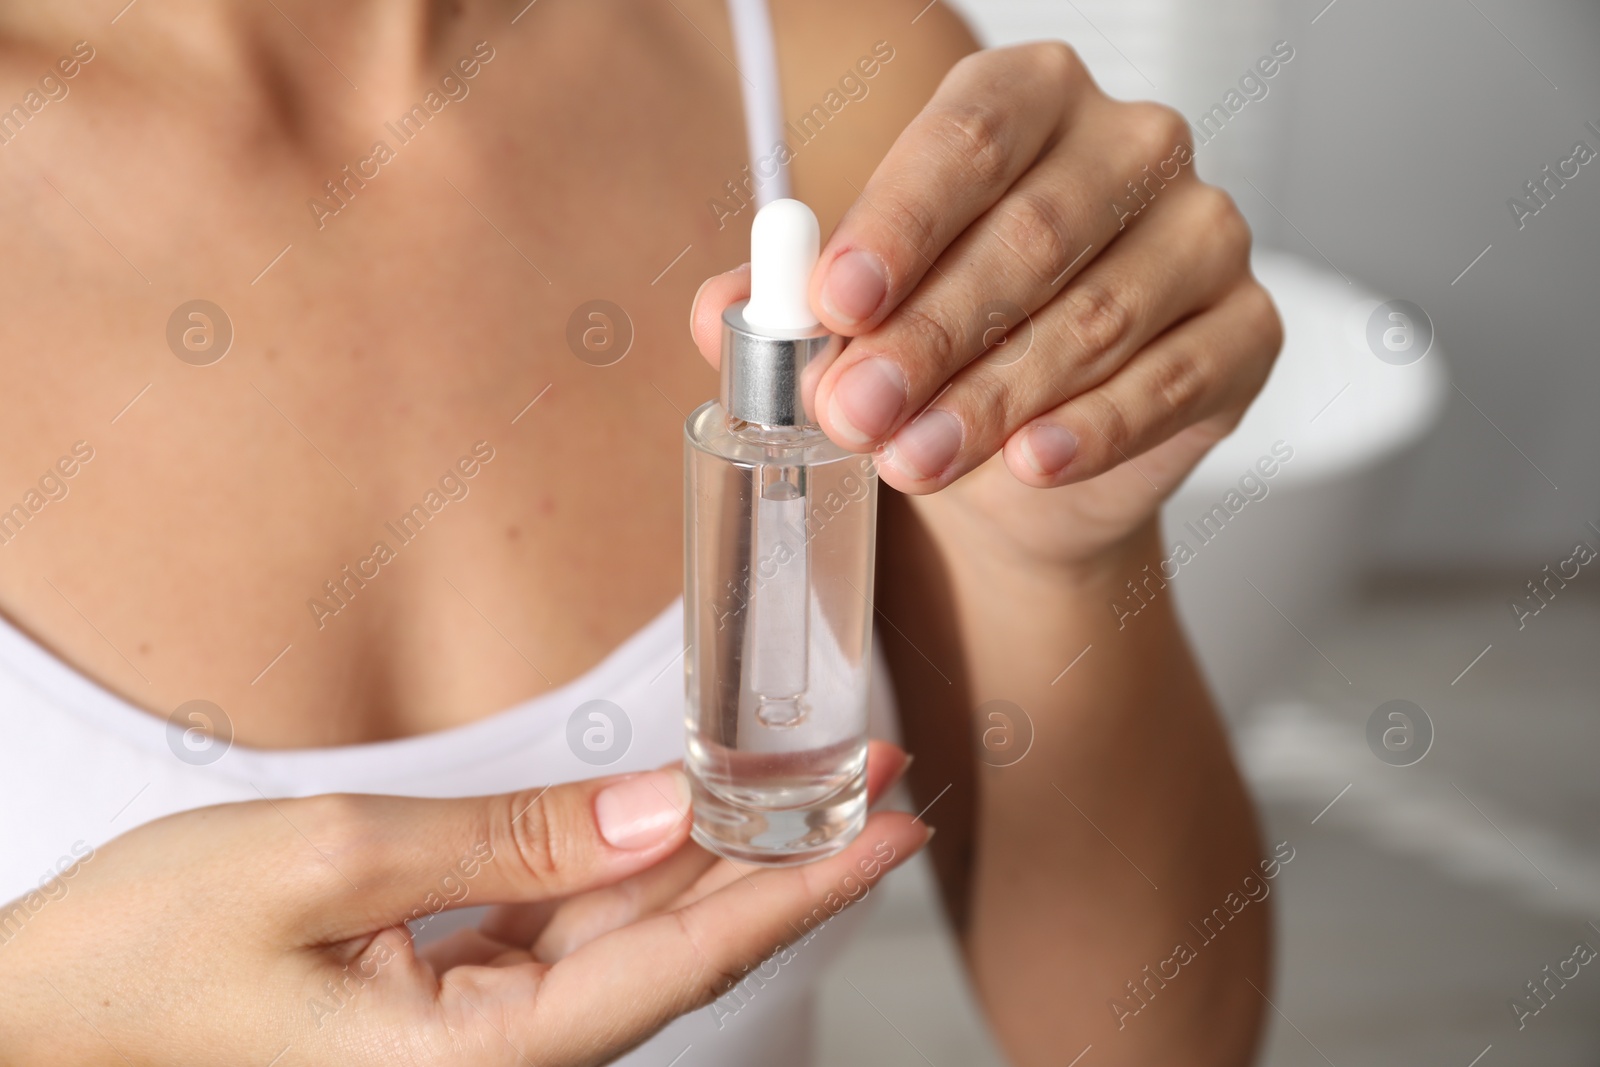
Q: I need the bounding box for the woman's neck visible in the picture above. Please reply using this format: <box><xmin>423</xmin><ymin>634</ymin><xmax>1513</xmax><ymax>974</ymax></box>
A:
<box><xmin>0</xmin><ymin>0</ymin><xmax>497</xmax><ymax>124</ymax></box>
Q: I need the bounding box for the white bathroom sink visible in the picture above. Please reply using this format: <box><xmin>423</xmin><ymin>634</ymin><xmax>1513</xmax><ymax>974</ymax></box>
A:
<box><xmin>1181</xmin><ymin>248</ymin><xmax>1449</xmax><ymax>495</ymax></box>
<box><xmin>1159</xmin><ymin>249</ymin><xmax>1450</xmax><ymax>716</ymax></box>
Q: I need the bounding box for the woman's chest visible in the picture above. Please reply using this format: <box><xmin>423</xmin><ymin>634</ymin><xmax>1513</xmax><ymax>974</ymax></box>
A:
<box><xmin>0</xmin><ymin>35</ymin><xmax>751</xmax><ymax>745</ymax></box>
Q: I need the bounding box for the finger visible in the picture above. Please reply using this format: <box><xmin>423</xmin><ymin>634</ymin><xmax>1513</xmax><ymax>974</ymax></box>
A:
<box><xmin>419</xmin><ymin>927</ymin><xmax>520</xmax><ymax>972</ymax></box>
<box><xmin>523</xmin><ymin>741</ymin><xmax>913</xmax><ymax>961</ymax></box>
<box><xmin>809</xmin><ymin>42</ymin><xmax>1083</xmax><ymax>334</ymax></box>
<box><xmin>529</xmin><ymin>843</ymin><xmax>717</xmax><ymax>963</ymax></box>
<box><xmin>471</xmin><ymin>898</ymin><xmax>564</xmax><ymax>953</ymax></box>
<box><xmin>689</xmin><ymin>262</ymin><xmax>750</xmax><ymax>369</ymax></box>
<box><xmin>816</xmin><ymin>100</ymin><xmax>1199</xmax><ymax>458</ymax></box>
<box><xmin>477</xmin><ymin>811</ymin><xmax>930</xmax><ymax>1061</ymax></box>
<box><xmin>285</xmin><ymin>769</ymin><xmax>694</xmax><ymax>938</ymax></box>
<box><xmin>1004</xmin><ymin>279</ymin><xmax>1282</xmax><ymax>487</ymax></box>
<box><xmin>865</xmin><ymin>738</ymin><xmax>914</xmax><ymax>800</ymax></box>
<box><xmin>874</xmin><ymin>182</ymin><xmax>1249</xmax><ymax>491</ymax></box>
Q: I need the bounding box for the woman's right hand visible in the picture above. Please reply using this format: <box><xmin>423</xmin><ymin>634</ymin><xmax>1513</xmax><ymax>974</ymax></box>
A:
<box><xmin>0</xmin><ymin>757</ymin><xmax>926</xmax><ymax>1066</ymax></box>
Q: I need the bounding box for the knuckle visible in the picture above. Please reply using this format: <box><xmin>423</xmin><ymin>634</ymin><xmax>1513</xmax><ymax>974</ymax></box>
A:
<box><xmin>1246</xmin><ymin>281</ymin><xmax>1284</xmax><ymax>350</ymax></box>
<box><xmin>1207</xmin><ymin>282</ymin><xmax>1282</xmax><ymax>414</ymax></box>
<box><xmin>290</xmin><ymin>794</ymin><xmax>371</xmax><ymax>863</ymax></box>
<box><xmin>1029</xmin><ymin>40</ymin><xmax>1086</xmax><ymax>89</ymax></box>
<box><xmin>894</xmin><ymin>302</ymin><xmax>963</xmax><ymax>373</ymax></box>
<box><xmin>946</xmin><ymin>367</ymin><xmax>1015</xmax><ymax>448</ymax></box>
<box><xmin>1197</xmin><ymin>184</ymin><xmax>1252</xmax><ymax>260</ymax></box>
<box><xmin>879</xmin><ymin>192</ymin><xmax>942</xmax><ymax>261</ymax></box>
<box><xmin>924</xmin><ymin>101</ymin><xmax>1011</xmax><ymax>189</ymax></box>
<box><xmin>268</xmin><ymin>794</ymin><xmax>375</xmax><ymax>895</ymax></box>
<box><xmin>965</xmin><ymin>381</ymin><xmax>1017</xmax><ymax>443</ymax></box>
<box><xmin>1149</xmin><ymin>343</ymin><xmax>1207</xmax><ymax>417</ymax></box>
<box><xmin>500</xmin><ymin>788</ymin><xmax>564</xmax><ymax>889</ymax></box>
<box><xmin>1130</xmin><ymin>101</ymin><xmax>1192</xmax><ymax>164</ymax></box>
<box><xmin>1243</xmin><ymin>284</ymin><xmax>1286</xmax><ymax>380</ymax></box>
<box><xmin>1061</xmin><ymin>280</ymin><xmax>1136</xmax><ymax>364</ymax></box>
<box><xmin>1091</xmin><ymin>393</ymin><xmax>1133</xmax><ymax>452</ymax></box>
<box><xmin>1001</xmin><ymin>186</ymin><xmax>1076</xmax><ymax>282</ymax></box>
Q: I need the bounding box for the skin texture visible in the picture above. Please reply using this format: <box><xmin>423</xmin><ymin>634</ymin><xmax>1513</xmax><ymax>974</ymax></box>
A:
<box><xmin>0</xmin><ymin>0</ymin><xmax>1279</xmax><ymax>1064</ymax></box>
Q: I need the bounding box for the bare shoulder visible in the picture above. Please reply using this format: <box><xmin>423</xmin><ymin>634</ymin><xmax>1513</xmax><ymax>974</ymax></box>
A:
<box><xmin>768</xmin><ymin>0</ymin><xmax>982</xmax><ymax>231</ymax></box>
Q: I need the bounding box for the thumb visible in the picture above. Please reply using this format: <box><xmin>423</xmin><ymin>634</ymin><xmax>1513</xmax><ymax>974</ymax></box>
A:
<box><xmin>688</xmin><ymin>262</ymin><xmax>750</xmax><ymax>370</ymax></box>
<box><xmin>286</xmin><ymin>769</ymin><xmax>693</xmax><ymax>937</ymax></box>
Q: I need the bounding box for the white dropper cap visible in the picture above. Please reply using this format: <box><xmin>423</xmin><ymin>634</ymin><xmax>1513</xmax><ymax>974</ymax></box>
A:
<box><xmin>720</xmin><ymin>198</ymin><xmax>837</xmax><ymax>427</ymax></box>
<box><xmin>743</xmin><ymin>199</ymin><xmax>820</xmax><ymax>332</ymax></box>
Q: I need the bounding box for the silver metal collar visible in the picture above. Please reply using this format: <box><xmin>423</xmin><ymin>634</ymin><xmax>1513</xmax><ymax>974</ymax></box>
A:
<box><xmin>720</xmin><ymin>301</ymin><xmax>842</xmax><ymax>429</ymax></box>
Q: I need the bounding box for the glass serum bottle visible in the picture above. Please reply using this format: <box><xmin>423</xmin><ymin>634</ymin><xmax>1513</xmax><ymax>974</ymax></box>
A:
<box><xmin>684</xmin><ymin>199</ymin><xmax>878</xmax><ymax>865</ymax></box>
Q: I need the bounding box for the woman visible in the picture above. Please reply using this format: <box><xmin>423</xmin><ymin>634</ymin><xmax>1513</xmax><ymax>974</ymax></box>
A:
<box><xmin>0</xmin><ymin>0</ymin><xmax>1281</xmax><ymax>1063</ymax></box>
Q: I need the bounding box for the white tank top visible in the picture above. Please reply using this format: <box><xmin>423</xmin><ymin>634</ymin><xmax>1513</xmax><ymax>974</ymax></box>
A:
<box><xmin>0</xmin><ymin>4</ymin><xmax>896</xmax><ymax>1063</ymax></box>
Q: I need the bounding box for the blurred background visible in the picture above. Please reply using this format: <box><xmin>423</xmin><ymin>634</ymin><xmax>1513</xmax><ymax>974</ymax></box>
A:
<box><xmin>816</xmin><ymin>0</ymin><xmax>1600</xmax><ymax>1063</ymax></box>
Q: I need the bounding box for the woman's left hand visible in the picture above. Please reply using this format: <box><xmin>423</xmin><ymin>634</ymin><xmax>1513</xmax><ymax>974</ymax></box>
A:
<box><xmin>422</xmin><ymin>742</ymin><xmax>913</xmax><ymax>969</ymax></box>
<box><xmin>691</xmin><ymin>41</ymin><xmax>1283</xmax><ymax>573</ymax></box>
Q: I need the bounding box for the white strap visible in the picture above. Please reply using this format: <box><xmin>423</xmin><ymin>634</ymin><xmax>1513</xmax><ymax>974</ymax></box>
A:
<box><xmin>726</xmin><ymin>0</ymin><xmax>791</xmax><ymax>205</ymax></box>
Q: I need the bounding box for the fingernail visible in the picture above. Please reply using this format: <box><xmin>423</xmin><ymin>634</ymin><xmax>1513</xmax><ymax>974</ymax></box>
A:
<box><xmin>595</xmin><ymin>770</ymin><xmax>690</xmax><ymax>850</ymax></box>
<box><xmin>820</xmin><ymin>249</ymin><xmax>888</xmax><ymax>327</ymax></box>
<box><xmin>889</xmin><ymin>409</ymin><xmax>962</xmax><ymax>480</ymax></box>
<box><xmin>1020</xmin><ymin>423</ymin><xmax>1079</xmax><ymax>476</ymax></box>
<box><xmin>689</xmin><ymin>277</ymin><xmax>713</xmax><ymax>338</ymax></box>
<box><xmin>828</xmin><ymin>357</ymin><xmax>906</xmax><ymax>446</ymax></box>
<box><xmin>885</xmin><ymin>753</ymin><xmax>915</xmax><ymax>794</ymax></box>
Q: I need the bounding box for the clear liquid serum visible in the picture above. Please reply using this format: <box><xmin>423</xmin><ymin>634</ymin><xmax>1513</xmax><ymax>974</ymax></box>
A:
<box><xmin>684</xmin><ymin>199</ymin><xmax>879</xmax><ymax>865</ymax></box>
